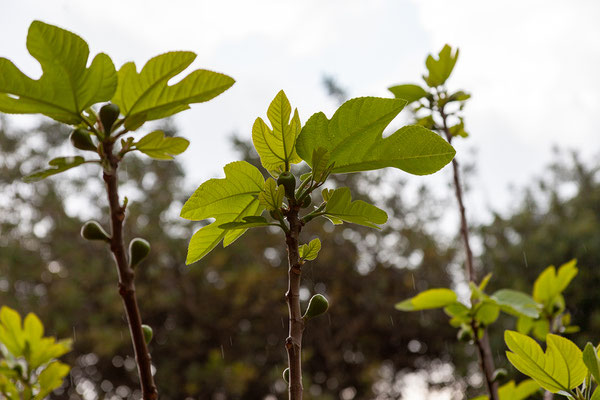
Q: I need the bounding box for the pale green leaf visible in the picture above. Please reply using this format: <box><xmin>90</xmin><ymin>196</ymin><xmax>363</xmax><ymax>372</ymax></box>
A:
<box><xmin>491</xmin><ymin>289</ymin><xmax>540</xmax><ymax>318</ymax></box>
<box><xmin>34</xmin><ymin>361</ymin><xmax>70</xmax><ymax>400</ymax></box>
<box><xmin>592</xmin><ymin>387</ymin><xmax>600</xmax><ymax>400</ymax></box>
<box><xmin>424</xmin><ymin>44</ymin><xmax>459</xmax><ymax>87</ymax></box>
<box><xmin>474</xmin><ymin>301</ymin><xmax>500</xmax><ymax>325</ymax></box>
<box><xmin>388</xmin><ymin>84</ymin><xmax>428</xmax><ymax>103</ymax></box>
<box><xmin>311</xmin><ymin>147</ymin><xmax>331</xmax><ymax>183</ymax></box>
<box><xmin>252</xmin><ymin>90</ymin><xmax>302</xmax><ymax>172</ymax></box>
<box><xmin>299</xmin><ymin>238</ymin><xmax>321</xmax><ymax>261</ymax></box>
<box><xmin>516</xmin><ymin>316</ymin><xmax>534</xmax><ymax>335</ymax></box>
<box><xmin>29</xmin><ymin>337</ymin><xmax>72</xmax><ymax>369</ymax></box>
<box><xmin>259</xmin><ymin>178</ymin><xmax>285</xmax><ymax>211</ymax></box>
<box><xmin>505</xmin><ymin>330</ymin><xmax>586</xmax><ymax>393</ymax></box>
<box><xmin>0</xmin><ymin>21</ymin><xmax>117</xmax><ymax>124</ymax></box>
<box><xmin>181</xmin><ymin>161</ymin><xmax>265</xmax><ymax>264</ymax></box>
<box><xmin>323</xmin><ymin>187</ymin><xmax>387</xmax><ymax>228</ymax></box>
<box><xmin>583</xmin><ymin>343</ymin><xmax>600</xmax><ymax>384</ymax></box>
<box><xmin>133</xmin><ymin>130</ymin><xmax>189</xmax><ymax>160</ymax></box>
<box><xmin>0</xmin><ymin>307</ymin><xmax>24</xmax><ymax>357</ymax></box>
<box><xmin>533</xmin><ymin>259</ymin><xmax>578</xmax><ymax>304</ymax></box>
<box><xmin>112</xmin><ymin>51</ymin><xmax>234</xmax><ymax>129</ymax></box>
<box><xmin>321</xmin><ymin>188</ymin><xmax>334</xmax><ymax>202</ymax></box>
<box><xmin>472</xmin><ymin>380</ymin><xmax>540</xmax><ymax>400</ymax></box>
<box><xmin>296</xmin><ymin>97</ymin><xmax>455</xmax><ymax>175</ymax></box>
<box><xmin>395</xmin><ymin>288</ymin><xmax>457</xmax><ymax>311</ymax></box>
<box><xmin>23</xmin><ymin>156</ymin><xmax>87</xmax><ymax>183</ymax></box>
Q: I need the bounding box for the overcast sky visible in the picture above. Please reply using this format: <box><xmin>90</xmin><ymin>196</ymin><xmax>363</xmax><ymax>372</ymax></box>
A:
<box><xmin>1</xmin><ymin>0</ymin><xmax>599</xmax><ymax>222</ymax></box>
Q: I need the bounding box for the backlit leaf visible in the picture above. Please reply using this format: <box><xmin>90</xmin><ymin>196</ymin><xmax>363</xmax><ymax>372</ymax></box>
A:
<box><xmin>296</xmin><ymin>97</ymin><xmax>455</xmax><ymax>175</ymax></box>
<box><xmin>0</xmin><ymin>21</ymin><xmax>116</xmax><ymax>124</ymax></box>
<box><xmin>533</xmin><ymin>259</ymin><xmax>577</xmax><ymax>305</ymax></box>
<box><xmin>424</xmin><ymin>44</ymin><xmax>459</xmax><ymax>87</ymax></box>
<box><xmin>34</xmin><ymin>361</ymin><xmax>70</xmax><ymax>400</ymax></box>
<box><xmin>323</xmin><ymin>187</ymin><xmax>387</xmax><ymax>228</ymax></box>
<box><xmin>388</xmin><ymin>84</ymin><xmax>429</xmax><ymax>104</ymax></box>
<box><xmin>252</xmin><ymin>90</ymin><xmax>302</xmax><ymax>172</ymax></box>
<box><xmin>133</xmin><ymin>130</ymin><xmax>189</xmax><ymax>160</ymax></box>
<box><xmin>23</xmin><ymin>156</ymin><xmax>87</xmax><ymax>183</ymax></box>
<box><xmin>259</xmin><ymin>178</ymin><xmax>285</xmax><ymax>211</ymax></box>
<box><xmin>299</xmin><ymin>238</ymin><xmax>321</xmax><ymax>261</ymax></box>
<box><xmin>112</xmin><ymin>51</ymin><xmax>234</xmax><ymax>129</ymax></box>
<box><xmin>505</xmin><ymin>330</ymin><xmax>586</xmax><ymax>393</ymax></box>
<box><xmin>491</xmin><ymin>289</ymin><xmax>540</xmax><ymax>318</ymax></box>
<box><xmin>181</xmin><ymin>161</ymin><xmax>265</xmax><ymax>264</ymax></box>
<box><xmin>396</xmin><ymin>288</ymin><xmax>457</xmax><ymax>311</ymax></box>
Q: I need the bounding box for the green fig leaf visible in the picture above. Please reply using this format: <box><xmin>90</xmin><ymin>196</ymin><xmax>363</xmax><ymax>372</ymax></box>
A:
<box><xmin>311</xmin><ymin>147</ymin><xmax>332</xmax><ymax>183</ymax></box>
<box><xmin>23</xmin><ymin>156</ymin><xmax>87</xmax><ymax>183</ymax></box>
<box><xmin>299</xmin><ymin>238</ymin><xmax>321</xmax><ymax>261</ymax></box>
<box><xmin>491</xmin><ymin>289</ymin><xmax>540</xmax><ymax>318</ymax></box>
<box><xmin>388</xmin><ymin>84</ymin><xmax>429</xmax><ymax>104</ymax></box>
<box><xmin>470</xmin><ymin>380</ymin><xmax>540</xmax><ymax>400</ymax></box>
<box><xmin>424</xmin><ymin>44</ymin><xmax>459</xmax><ymax>88</ymax></box>
<box><xmin>133</xmin><ymin>130</ymin><xmax>189</xmax><ymax>160</ymax></box>
<box><xmin>112</xmin><ymin>51</ymin><xmax>234</xmax><ymax>129</ymax></box>
<box><xmin>396</xmin><ymin>288</ymin><xmax>457</xmax><ymax>311</ymax></box>
<box><xmin>259</xmin><ymin>178</ymin><xmax>285</xmax><ymax>211</ymax></box>
<box><xmin>323</xmin><ymin>187</ymin><xmax>387</xmax><ymax>228</ymax></box>
<box><xmin>181</xmin><ymin>161</ymin><xmax>265</xmax><ymax>264</ymax></box>
<box><xmin>583</xmin><ymin>343</ymin><xmax>600</xmax><ymax>384</ymax></box>
<box><xmin>252</xmin><ymin>90</ymin><xmax>302</xmax><ymax>172</ymax></box>
<box><xmin>34</xmin><ymin>361</ymin><xmax>70</xmax><ymax>400</ymax></box>
<box><xmin>533</xmin><ymin>259</ymin><xmax>577</xmax><ymax>305</ymax></box>
<box><xmin>504</xmin><ymin>330</ymin><xmax>586</xmax><ymax>393</ymax></box>
<box><xmin>0</xmin><ymin>21</ymin><xmax>117</xmax><ymax>124</ymax></box>
<box><xmin>296</xmin><ymin>97</ymin><xmax>455</xmax><ymax>175</ymax></box>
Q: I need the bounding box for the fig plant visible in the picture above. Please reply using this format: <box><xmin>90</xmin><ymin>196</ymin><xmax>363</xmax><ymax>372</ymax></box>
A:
<box><xmin>0</xmin><ymin>20</ymin><xmax>234</xmax><ymax>399</ymax></box>
<box><xmin>0</xmin><ymin>306</ymin><xmax>71</xmax><ymax>400</ymax></box>
<box><xmin>180</xmin><ymin>89</ymin><xmax>456</xmax><ymax>399</ymax></box>
<box><xmin>390</xmin><ymin>44</ymin><xmax>504</xmax><ymax>399</ymax></box>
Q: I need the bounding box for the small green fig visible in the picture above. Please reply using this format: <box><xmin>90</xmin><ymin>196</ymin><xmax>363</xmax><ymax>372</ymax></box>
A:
<box><xmin>70</xmin><ymin>128</ymin><xmax>97</xmax><ymax>152</ymax></box>
<box><xmin>277</xmin><ymin>172</ymin><xmax>296</xmax><ymax>199</ymax></box>
<box><xmin>142</xmin><ymin>324</ymin><xmax>153</xmax><ymax>344</ymax></box>
<box><xmin>99</xmin><ymin>103</ymin><xmax>120</xmax><ymax>134</ymax></box>
<box><xmin>456</xmin><ymin>327</ymin><xmax>473</xmax><ymax>342</ymax></box>
<box><xmin>303</xmin><ymin>294</ymin><xmax>329</xmax><ymax>320</ymax></box>
<box><xmin>129</xmin><ymin>238</ymin><xmax>150</xmax><ymax>268</ymax></box>
<box><xmin>282</xmin><ymin>367</ymin><xmax>290</xmax><ymax>383</ymax></box>
<box><xmin>492</xmin><ymin>368</ymin><xmax>507</xmax><ymax>382</ymax></box>
<box><xmin>81</xmin><ymin>221</ymin><xmax>110</xmax><ymax>242</ymax></box>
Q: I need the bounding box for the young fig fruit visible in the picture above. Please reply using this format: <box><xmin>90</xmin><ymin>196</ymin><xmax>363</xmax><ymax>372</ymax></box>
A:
<box><xmin>81</xmin><ymin>221</ymin><xmax>110</xmax><ymax>242</ymax></box>
<box><xmin>277</xmin><ymin>172</ymin><xmax>296</xmax><ymax>199</ymax></box>
<box><xmin>70</xmin><ymin>128</ymin><xmax>97</xmax><ymax>152</ymax></box>
<box><xmin>141</xmin><ymin>324</ymin><xmax>153</xmax><ymax>344</ymax></box>
<box><xmin>282</xmin><ymin>367</ymin><xmax>290</xmax><ymax>383</ymax></box>
<box><xmin>129</xmin><ymin>238</ymin><xmax>150</xmax><ymax>268</ymax></box>
<box><xmin>99</xmin><ymin>103</ymin><xmax>120</xmax><ymax>134</ymax></box>
<box><xmin>303</xmin><ymin>294</ymin><xmax>329</xmax><ymax>321</ymax></box>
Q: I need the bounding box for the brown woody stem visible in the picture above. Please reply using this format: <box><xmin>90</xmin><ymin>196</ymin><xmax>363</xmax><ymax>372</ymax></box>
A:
<box><xmin>102</xmin><ymin>141</ymin><xmax>158</xmax><ymax>400</ymax></box>
<box><xmin>440</xmin><ymin>107</ymin><xmax>499</xmax><ymax>400</ymax></box>
<box><xmin>284</xmin><ymin>204</ymin><xmax>304</xmax><ymax>400</ymax></box>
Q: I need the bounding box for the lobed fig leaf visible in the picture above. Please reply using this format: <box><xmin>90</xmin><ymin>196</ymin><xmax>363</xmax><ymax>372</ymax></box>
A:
<box><xmin>0</xmin><ymin>21</ymin><xmax>117</xmax><ymax>124</ymax></box>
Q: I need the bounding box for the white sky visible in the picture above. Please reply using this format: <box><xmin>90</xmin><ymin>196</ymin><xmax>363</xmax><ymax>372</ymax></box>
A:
<box><xmin>1</xmin><ymin>0</ymin><xmax>599</xmax><ymax>221</ymax></box>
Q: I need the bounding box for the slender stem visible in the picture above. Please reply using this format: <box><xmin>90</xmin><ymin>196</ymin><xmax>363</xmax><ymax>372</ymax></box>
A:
<box><xmin>439</xmin><ymin>105</ymin><xmax>499</xmax><ymax>400</ymax></box>
<box><xmin>284</xmin><ymin>204</ymin><xmax>304</xmax><ymax>400</ymax></box>
<box><xmin>102</xmin><ymin>140</ymin><xmax>158</xmax><ymax>400</ymax></box>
